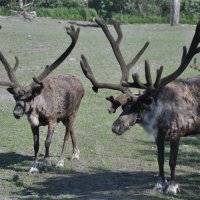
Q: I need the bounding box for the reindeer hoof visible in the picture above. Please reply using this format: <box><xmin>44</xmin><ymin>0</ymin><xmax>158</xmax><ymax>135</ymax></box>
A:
<box><xmin>28</xmin><ymin>161</ymin><xmax>39</xmax><ymax>173</ymax></box>
<box><xmin>153</xmin><ymin>178</ymin><xmax>167</xmax><ymax>193</ymax></box>
<box><xmin>43</xmin><ymin>157</ymin><xmax>52</xmax><ymax>171</ymax></box>
<box><xmin>166</xmin><ymin>182</ymin><xmax>180</xmax><ymax>195</ymax></box>
<box><xmin>56</xmin><ymin>159</ymin><xmax>64</xmax><ymax>168</ymax></box>
<box><xmin>71</xmin><ymin>148</ymin><xmax>80</xmax><ymax>160</ymax></box>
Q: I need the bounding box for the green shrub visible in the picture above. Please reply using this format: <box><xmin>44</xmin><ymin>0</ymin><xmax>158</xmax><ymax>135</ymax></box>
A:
<box><xmin>111</xmin><ymin>13</ymin><xmax>169</xmax><ymax>24</ymax></box>
<box><xmin>36</xmin><ymin>7</ymin><xmax>98</xmax><ymax>21</ymax></box>
<box><xmin>0</xmin><ymin>6</ymin><xmax>10</xmax><ymax>16</ymax></box>
<box><xmin>180</xmin><ymin>13</ymin><xmax>199</xmax><ymax>24</ymax></box>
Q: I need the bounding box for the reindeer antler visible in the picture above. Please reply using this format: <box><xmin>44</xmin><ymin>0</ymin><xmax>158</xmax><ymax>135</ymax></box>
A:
<box><xmin>0</xmin><ymin>52</ymin><xmax>19</xmax><ymax>87</ymax></box>
<box><xmin>190</xmin><ymin>58</ymin><xmax>200</xmax><ymax>71</ymax></box>
<box><xmin>158</xmin><ymin>21</ymin><xmax>200</xmax><ymax>88</ymax></box>
<box><xmin>122</xmin><ymin>60</ymin><xmax>163</xmax><ymax>91</ymax></box>
<box><xmin>30</xmin><ymin>25</ymin><xmax>80</xmax><ymax>90</ymax></box>
<box><xmin>80</xmin><ymin>18</ymin><xmax>149</xmax><ymax>112</ymax></box>
<box><xmin>80</xmin><ymin>18</ymin><xmax>149</xmax><ymax>94</ymax></box>
<box><xmin>0</xmin><ymin>25</ymin><xmax>80</xmax><ymax>99</ymax></box>
<box><xmin>123</xmin><ymin>21</ymin><xmax>200</xmax><ymax>92</ymax></box>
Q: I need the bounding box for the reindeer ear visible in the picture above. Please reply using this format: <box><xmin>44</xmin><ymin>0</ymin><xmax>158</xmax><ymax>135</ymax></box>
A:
<box><xmin>29</xmin><ymin>78</ymin><xmax>44</xmax><ymax>98</ymax></box>
<box><xmin>32</xmin><ymin>86</ymin><xmax>43</xmax><ymax>97</ymax></box>
<box><xmin>20</xmin><ymin>86</ymin><xmax>43</xmax><ymax>101</ymax></box>
<box><xmin>7</xmin><ymin>88</ymin><xmax>15</xmax><ymax>95</ymax></box>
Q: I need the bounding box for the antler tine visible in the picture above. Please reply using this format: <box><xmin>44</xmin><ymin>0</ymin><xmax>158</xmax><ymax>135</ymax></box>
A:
<box><xmin>123</xmin><ymin>60</ymin><xmax>163</xmax><ymax>91</ymax></box>
<box><xmin>122</xmin><ymin>73</ymin><xmax>148</xmax><ymax>89</ymax></box>
<box><xmin>0</xmin><ymin>81</ymin><xmax>16</xmax><ymax>87</ymax></box>
<box><xmin>154</xmin><ymin>66</ymin><xmax>163</xmax><ymax>88</ymax></box>
<box><xmin>112</xmin><ymin>20</ymin><xmax>122</xmax><ymax>45</ymax></box>
<box><xmin>181</xmin><ymin>46</ymin><xmax>187</xmax><ymax>64</ymax></box>
<box><xmin>159</xmin><ymin>20</ymin><xmax>200</xmax><ymax>88</ymax></box>
<box><xmin>30</xmin><ymin>25</ymin><xmax>80</xmax><ymax>88</ymax></box>
<box><xmin>80</xmin><ymin>54</ymin><xmax>98</xmax><ymax>93</ymax></box>
<box><xmin>145</xmin><ymin>60</ymin><xmax>153</xmax><ymax>88</ymax></box>
<box><xmin>13</xmin><ymin>56</ymin><xmax>19</xmax><ymax>72</ymax></box>
<box><xmin>190</xmin><ymin>58</ymin><xmax>200</xmax><ymax>71</ymax></box>
<box><xmin>80</xmin><ymin>54</ymin><xmax>128</xmax><ymax>93</ymax></box>
<box><xmin>95</xmin><ymin>18</ymin><xmax>128</xmax><ymax>83</ymax></box>
<box><xmin>0</xmin><ymin>51</ymin><xmax>19</xmax><ymax>87</ymax></box>
<box><xmin>127</xmin><ymin>41</ymin><xmax>149</xmax><ymax>71</ymax></box>
<box><xmin>95</xmin><ymin>18</ymin><xmax>148</xmax><ymax>85</ymax></box>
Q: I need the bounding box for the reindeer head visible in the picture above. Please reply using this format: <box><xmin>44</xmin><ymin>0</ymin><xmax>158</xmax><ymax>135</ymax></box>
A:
<box><xmin>81</xmin><ymin>19</ymin><xmax>200</xmax><ymax>135</ymax></box>
<box><xmin>0</xmin><ymin>26</ymin><xmax>80</xmax><ymax>119</ymax></box>
<box><xmin>112</xmin><ymin>92</ymin><xmax>155</xmax><ymax>135</ymax></box>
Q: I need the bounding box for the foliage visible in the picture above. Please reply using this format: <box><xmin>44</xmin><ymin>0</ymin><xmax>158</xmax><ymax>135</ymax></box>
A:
<box><xmin>111</xmin><ymin>13</ymin><xmax>169</xmax><ymax>24</ymax></box>
<box><xmin>0</xmin><ymin>0</ymin><xmax>11</xmax><ymax>7</ymax></box>
<box><xmin>34</xmin><ymin>0</ymin><xmax>85</xmax><ymax>8</ymax></box>
<box><xmin>0</xmin><ymin>0</ymin><xmax>199</xmax><ymax>24</ymax></box>
<box><xmin>0</xmin><ymin>6</ymin><xmax>10</xmax><ymax>16</ymax></box>
<box><xmin>36</xmin><ymin>7</ymin><xmax>97</xmax><ymax>20</ymax></box>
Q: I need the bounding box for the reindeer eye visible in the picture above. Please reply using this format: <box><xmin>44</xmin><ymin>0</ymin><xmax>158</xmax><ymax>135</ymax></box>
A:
<box><xmin>122</xmin><ymin>103</ymin><xmax>132</xmax><ymax>111</ymax></box>
<box><xmin>19</xmin><ymin>91</ymin><xmax>25</xmax><ymax>96</ymax></box>
<box><xmin>121</xmin><ymin>104</ymin><xmax>126</xmax><ymax>110</ymax></box>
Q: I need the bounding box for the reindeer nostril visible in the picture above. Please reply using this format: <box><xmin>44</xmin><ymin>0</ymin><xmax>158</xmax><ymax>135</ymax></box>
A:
<box><xmin>13</xmin><ymin>112</ymin><xmax>20</xmax><ymax>119</ymax></box>
<box><xmin>112</xmin><ymin>124</ymin><xmax>122</xmax><ymax>135</ymax></box>
<box><xmin>112</xmin><ymin>125</ymin><xmax>118</xmax><ymax>133</ymax></box>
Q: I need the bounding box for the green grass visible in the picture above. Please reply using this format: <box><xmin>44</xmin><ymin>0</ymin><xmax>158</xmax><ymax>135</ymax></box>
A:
<box><xmin>0</xmin><ymin>17</ymin><xmax>200</xmax><ymax>199</ymax></box>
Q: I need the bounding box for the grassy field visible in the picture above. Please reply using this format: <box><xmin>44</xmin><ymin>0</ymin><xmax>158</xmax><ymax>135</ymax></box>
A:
<box><xmin>0</xmin><ymin>16</ymin><xmax>200</xmax><ymax>200</ymax></box>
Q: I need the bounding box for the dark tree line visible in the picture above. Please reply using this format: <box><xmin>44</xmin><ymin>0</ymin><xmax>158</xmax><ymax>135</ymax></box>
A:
<box><xmin>2</xmin><ymin>0</ymin><xmax>171</xmax><ymax>18</ymax></box>
<box><xmin>1</xmin><ymin>0</ymin><xmax>200</xmax><ymax>25</ymax></box>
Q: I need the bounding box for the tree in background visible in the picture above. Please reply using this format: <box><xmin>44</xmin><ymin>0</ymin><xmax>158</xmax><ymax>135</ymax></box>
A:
<box><xmin>0</xmin><ymin>0</ymin><xmax>199</xmax><ymax>24</ymax></box>
<box><xmin>170</xmin><ymin>0</ymin><xmax>180</xmax><ymax>25</ymax></box>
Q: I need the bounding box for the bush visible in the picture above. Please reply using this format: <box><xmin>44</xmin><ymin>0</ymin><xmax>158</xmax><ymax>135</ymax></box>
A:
<box><xmin>0</xmin><ymin>0</ymin><xmax>199</xmax><ymax>24</ymax></box>
<box><xmin>111</xmin><ymin>13</ymin><xmax>169</xmax><ymax>24</ymax></box>
<box><xmin>0</xmin><ymin>7</ymin><xmax>10</xmax><ymax>16</ymax></box>
<box><xmin>36</xmin><ymin>7</ymin><xmax>98</xmax><ymax>21</ymax></box>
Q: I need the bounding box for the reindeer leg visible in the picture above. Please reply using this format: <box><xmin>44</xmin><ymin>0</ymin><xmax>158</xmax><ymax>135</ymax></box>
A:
<box><xmin>43</xmin><ymin>121</ymin><xmax>56</xmax><ymax>171</ymax></box>
<box><xmin>154</xmin><ymin>134</ymin><xmax>167</xmax><ymax>192</ymax></box>
<box><xmin>166</xmin><ymin>138</ymin><xmax>180</xmax><ymax>195</ymax></box>
<box><xmin>56</xmin><ymin>123</ymin><xmax>70</xmax><ymax>168</ymax></box>
<box><xmin>56</xmin><ymin>112</ymin><xmax>79</xmax><ymax>167</ymax></box>
<box><xmin>29</xmin><ymin>126</ymin><xmax>40</xmax><ymax>173</ymax></box>
<box><xmin>70</xmin><ymin>127</ymin><xmax>80</xmax><ymax>160</ymax></box>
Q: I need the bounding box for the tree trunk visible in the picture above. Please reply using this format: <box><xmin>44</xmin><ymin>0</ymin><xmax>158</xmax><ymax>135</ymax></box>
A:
<box><xmin>84</xmin><ymin>0</ymin><xmax>88</xmax><ymax>21</ymax></box>
<box><xmin>170</xmin><ymin>0</ymin><xmax>180</xmax><ymax>26</ymax></box>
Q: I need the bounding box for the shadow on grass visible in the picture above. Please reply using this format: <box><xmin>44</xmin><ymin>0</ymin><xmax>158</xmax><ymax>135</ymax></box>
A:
<box><xmin>136</xmin><ymin>135</ymin><xmax>200</xmax><ymax>169</ymax></box>
<box><xmin>0</xmin><ymin>152</ymin><xmax>31</xmax><ymax>170</ymax></box>
<box><xmin>14</xmin><ymin>169</ymin><xmax>161</xmax><ymax>200</ymax></box>
<box><xmin>11</xmin><ymin>168</ymin><xmax>200</xmax><ymax>200</ymax></box>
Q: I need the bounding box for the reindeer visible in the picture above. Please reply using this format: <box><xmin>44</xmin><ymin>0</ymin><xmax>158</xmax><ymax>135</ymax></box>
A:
<box><xmin>0</xmin><ymin>25</ymin><xmax>84</xmax><ymax>173</ymax></box>
<box><xmin>80</xmin><ymin>19</ymin><xmax>200</xmax><ymax>195</ymax></box>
